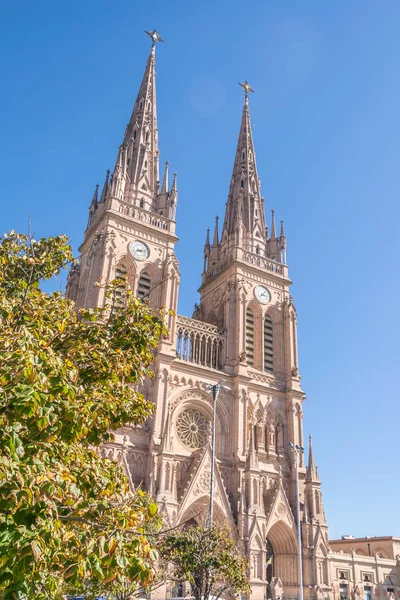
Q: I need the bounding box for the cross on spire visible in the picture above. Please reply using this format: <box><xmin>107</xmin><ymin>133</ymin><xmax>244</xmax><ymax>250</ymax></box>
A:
<box><xmin>145</xmin><ymin>29</ymin><xmax>164</xmax><ymax>46</ymax></box>
<box><xmin>238</xmin><ymin>80</ymin><xmax>255</xmax><ymax>96</ymax></box>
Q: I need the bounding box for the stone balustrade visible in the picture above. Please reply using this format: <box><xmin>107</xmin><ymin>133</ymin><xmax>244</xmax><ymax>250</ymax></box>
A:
<box><xmin>175</xmin><ymin>315</ymin><xmax>225</xmax><ymax>371</ymax></box>
<box><xmin>202</xmin><ymin>248</ymin><xmax>287</xmax><ymax>284</ymax></box>
<box><xmin>241</xmin><ymin>250</ymin><xmax>284</xmax><ymax>274</ymax></box>
<box><xmin>111</xmin><ymin>198</ymin><xmax>176</xmax><ymax>233</ymax></box>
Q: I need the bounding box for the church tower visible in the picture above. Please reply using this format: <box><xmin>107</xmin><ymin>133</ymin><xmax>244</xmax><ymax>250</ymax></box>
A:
<box><xmin>67</xmin><ymin>33</ymin><xmax>179</xmax><ymax>325</ymax></box>
<box><xmin>68</xmin><ymin>37</ymin><xmax>331</xmax><ymax>600</ymax></box>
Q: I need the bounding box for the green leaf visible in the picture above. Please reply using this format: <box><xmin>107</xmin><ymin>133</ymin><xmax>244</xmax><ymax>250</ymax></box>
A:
<box><xmin>148</xmin><ymin>503</ymin><xmax>158</xmax><ymax>517</ymax></box>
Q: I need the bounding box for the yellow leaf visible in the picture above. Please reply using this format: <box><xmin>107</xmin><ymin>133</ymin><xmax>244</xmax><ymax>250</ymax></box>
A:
<box><xmin>108</xmin><ymin>538</ymin><xmax>118</xmax><ymax>556</ymax></box>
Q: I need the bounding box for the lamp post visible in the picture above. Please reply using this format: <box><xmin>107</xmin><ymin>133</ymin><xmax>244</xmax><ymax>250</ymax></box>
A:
<box><xmin>204</xmin><ymin>380</ymin><xmax>230</xmax><ymax>525</ymax></box>
<box><xmin>289</xmin><ymin>442</ymin><xmax>304</xmax><ymax>600</ymax></box>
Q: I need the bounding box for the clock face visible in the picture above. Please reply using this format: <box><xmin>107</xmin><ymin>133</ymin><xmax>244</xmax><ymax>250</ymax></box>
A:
<box><xmin>254</xmin><ymin>285</ymin><xmax>271</xmax><ymax>305</ymax></box>
<box><xmin>129</xmin><ymin>240</ymin><xmax>150</xmax><ymax>261</ymax></box>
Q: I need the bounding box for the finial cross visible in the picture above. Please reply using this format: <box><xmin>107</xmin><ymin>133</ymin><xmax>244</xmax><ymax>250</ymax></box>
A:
<box><xmin>145</xmin><ymin>29</ymin><xmax>164</xmax><ymax>46</ymax></box>
<box><xmin>239</xmin><ymin>80</ymin><xmax>255</xmax><ymax>96</ymax></box>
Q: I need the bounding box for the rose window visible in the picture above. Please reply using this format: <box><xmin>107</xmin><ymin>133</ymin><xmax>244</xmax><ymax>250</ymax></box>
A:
<box><xmin>176</xmin><ymin>408</ymin><xmax>209</xmax><ymax>449</ymax></box>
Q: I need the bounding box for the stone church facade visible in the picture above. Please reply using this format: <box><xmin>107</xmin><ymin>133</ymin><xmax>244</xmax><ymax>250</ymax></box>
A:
<box><xmin>66</xmin><ymin>39</ymin><xmax>400</xmax><ymax>600</ymax></box>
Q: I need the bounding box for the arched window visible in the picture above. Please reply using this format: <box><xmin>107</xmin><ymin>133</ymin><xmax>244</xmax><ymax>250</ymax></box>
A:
<box><xmin>137</xmin><ymin>271</ymin><xmax>151</xmax><ymax>300</ymax></box>
<box><xmin>114</xmin><ymin>263</ymin><xmax>128</xmax><ymax>307</ymax></box>
<box><xmin>139</xmin><ymin>198</ymin><xmax>144</xmax><ymax>208</ymax></box>
<box><xmin>241</xmin><ymin>180</ymin><xmax>244</xmax><ymax>189</ymax></box>
<box><xmin>315</xmin><ymin>490</ymin><xmax>320</xmax><ymax>514</ymax></box>
<box><xmin>245</xmin><ymin>308</ymin><xmax>254</xmax><ymax>366</ymax></box>
<box><xmin>264</xmin><ymin>315</ymin><xmax>274</xmax><ymax>373</ymax></box>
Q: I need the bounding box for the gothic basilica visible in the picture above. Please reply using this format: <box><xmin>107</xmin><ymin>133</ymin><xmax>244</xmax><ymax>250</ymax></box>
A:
<box><xmin>66</xmin><ymin>36</ymin><xmax>400</xmax><ymax>600</ymax></box>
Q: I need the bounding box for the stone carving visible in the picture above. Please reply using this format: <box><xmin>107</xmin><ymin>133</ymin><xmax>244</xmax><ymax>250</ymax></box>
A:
<box><xmin>270</xmin><ymin>577</ymin><xmax>284</xmax><ymax>600</ymax></box>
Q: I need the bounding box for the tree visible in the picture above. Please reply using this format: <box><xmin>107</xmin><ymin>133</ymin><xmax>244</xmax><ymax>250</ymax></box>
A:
<box><xmin>159</xmin><ymin>525</ymin><xmax>251</xmax><ymax>600</ymax></box>
<box><xmin>0</xmin><ymin>231</ymin><xmax>166</xmax><ymax>599</ymax></box>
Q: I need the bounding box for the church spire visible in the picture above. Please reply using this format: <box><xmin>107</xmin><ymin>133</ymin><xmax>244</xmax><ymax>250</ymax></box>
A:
<box><xmin>209</xmin><ymin>216</ymin><xmax>220</xmax><ymax>264</ymax></box>
<box><xmin>99</xmin><ymin>170</ymin><xmax>110</xmax><ymax>203</ymax></box>
<box><xmin>306</xmin><ymin>435</ymin><xmax>320</xmax><ymax>483</ymax></box>
<box><xmin>161</xmin><ymin>161</ymin><xmax>169</xmax><ymax>194</ymax></box>
<box><xmin>110</xmin><ymin>33</ymin><xmax>162</xmax><ymax>211</ymax></box>
<box><xmin>270</xmin><ymin>209</ymin><xmax>277</xmax><ymax>240</ymax></box>
<box><xmin>221</xmin><ymin>85</ymin><xmax>266</xmax><ymax>253</ymax></box>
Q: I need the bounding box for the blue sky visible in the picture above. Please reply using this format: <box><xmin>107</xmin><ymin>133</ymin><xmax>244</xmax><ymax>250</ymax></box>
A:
<box><xmin>1</xmin><ymin>0</ymin><xmax>399</xmax><ymax>539</ymax></box>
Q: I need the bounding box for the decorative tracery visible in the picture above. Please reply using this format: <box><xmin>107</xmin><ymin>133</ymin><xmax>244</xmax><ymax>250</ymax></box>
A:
<box><xmin>176</xmin><ymin>408</ymin><xmax>209</xmax><ymax>449</ymax></box>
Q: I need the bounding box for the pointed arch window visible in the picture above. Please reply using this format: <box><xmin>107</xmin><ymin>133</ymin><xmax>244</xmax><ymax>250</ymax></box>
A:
<box><xmin>264</xmin><ymin>315</ymin><xmax>274</xmax><ymax>373</ymax></box>
<box><xmin>137</xmin><ymin>271</ymin><xmax>151</xmax><ymax>300</ymax></box>
<box><xmin>139</xmin><ymin>198</ymin><xmax>144</xmax><ymax>208</ymax></box>
<box><xmin>245</xmin><ymin>308</ymin><xmax>254</xmax><ymax>366</ymax></box>
<box><xmin>114</xmin><ymin>263</ymin><xmax>128</xmax><ymax>307</ymax></box>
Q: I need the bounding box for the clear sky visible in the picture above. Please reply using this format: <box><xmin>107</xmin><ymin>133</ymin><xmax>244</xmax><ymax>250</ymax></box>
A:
<box><xmin>1</xmin><ymin>0</ymin><xmax>399</xmax><ymax>539</ymax></box>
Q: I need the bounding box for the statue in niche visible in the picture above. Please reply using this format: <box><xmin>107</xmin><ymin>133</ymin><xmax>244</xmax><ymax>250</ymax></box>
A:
<box><xmin>267</xmin><ymin>419</ymin><xmax>275</xmax><ymax>447</ymax></box>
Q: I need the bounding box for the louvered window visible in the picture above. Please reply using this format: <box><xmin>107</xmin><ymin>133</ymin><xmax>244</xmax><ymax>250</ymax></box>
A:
<box><xmin>264</xmin><ymin>315</ymin><xmax>274</xmax><ymax>373</ymax></box>
<box><xmin>114</xmin><ymin>264</ymin><xmax>127</xmax><ymax>307</ymax></box>
<box><xmin>137</xmin><ymin>271</ymin><xmax>151</xmax><ymax>300</ymax></box>
<box><xmin>245</xmin><ymin>308</ymin><xmax>254</xmax><ymax>366</ymax></box>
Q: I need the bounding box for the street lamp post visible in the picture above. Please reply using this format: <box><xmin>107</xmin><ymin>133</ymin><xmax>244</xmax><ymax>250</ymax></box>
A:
<box><xmin>289</xmin><ymin>442</ymin><xmax>304</xmax><ymax>600</ymax></box>
<box><xmin>205</xmin><ymin>380</ymin><xmax>230</xmax><ymax>525</ymax></box>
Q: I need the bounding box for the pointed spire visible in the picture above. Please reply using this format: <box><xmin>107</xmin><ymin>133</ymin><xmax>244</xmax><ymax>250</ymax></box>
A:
<box><xmin>221</xmin><ymin>90</ymin><xmax>266</xmax><ymax>251</ymax></box>
<box><xmin>110</xmin><ymin>37</ymin><xmax>160</xmax><ymax>210</ymax></box>
<box><xmin>212</xmin><ymin>216</ymin><xmax>219</xmax><ymax>247</ymax></box>
<box><xmin>99</xmin><ymin>170</ymin><xmax>110</xmax><ymax>203</ymax></box>
<box><xmin>209</xmin><ymin>216</ymin><xmax>220</xmax><ymax>265</ymax></box>
<box><xmin>279</xmin><ymin>219</ymin><xmax>287</xmax><ymax>264</ymax></box>
<box><xmin>171</xmin><ymin>171</ymin><xmax>177</xmax><ymax>193</ymax></box>
<box><xmin>87</xmin><ymin>183</ymin><xmax>99</xmax><ymax>229</ymax></box>
<box><xmin>306</xmin><ymin>435</ymin><xmax>320</xmax><ymax>482</ymax></box>
<box><xmin>91</xmin><ymin>183</ymin><xmax>99</xmax><ymax>207</ymax></box>
<box><xmin>161</xmin><ymin>161</ymin><xmax>169</xmax><ymax>194</ymax></box>
<box><xmin>270</xmin><ymin>209</ymin><xmax>277</xmax><ymax>240</ymax></box>
<box><xmin>204</xmin><ymin>228</ymin><xmax>210</xmax><ymax>252</ymax></box>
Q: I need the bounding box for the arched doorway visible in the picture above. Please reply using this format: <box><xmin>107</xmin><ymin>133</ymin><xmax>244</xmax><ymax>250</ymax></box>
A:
<box><xmin>266</xmin><ymin>520</ymin><xmax>298</xmax><ymax>588</ymax></box>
